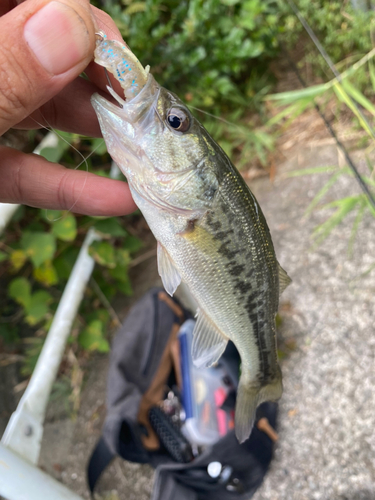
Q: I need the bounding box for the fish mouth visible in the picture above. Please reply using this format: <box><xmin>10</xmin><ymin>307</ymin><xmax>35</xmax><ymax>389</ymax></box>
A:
<box><xmin>91</xmin><ymin>74</ymin><xmax>161</xmax><ymax>180</ymax></box>
<box><xmin>91</xmin><ymin>73</ymin><xmax>160</xmax><ymax>134</ymax></box>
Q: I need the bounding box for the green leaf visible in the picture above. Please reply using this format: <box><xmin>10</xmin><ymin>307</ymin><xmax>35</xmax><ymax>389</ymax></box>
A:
<box><xmin>117</xmin><ymin>279</ymin><xmax>133</xmax><ymax>296</ymax></box>
<box><xmin>86</xmin><ymin>309</ymin><xmax>110</xmax><ymax>327</ymax></box>
<box><xmin>41</xmin><ymin>210</ymin><xmax>62</xmax><ymax>223</ymax></box>
<box><xmin>313</xmin><ymin>196</ymin><xmax>361</xmax><ymax>245</ymax></box>
<box><xmin>21</xmin><ymin>232</ymin><xmax>56</xmax><ymax>267</ymax></box>
<box><xmin>39</xmin><ymin>135</ymin><xmax>70</xmax><ymax>163</ymax></box>
<box><xmin>369</xmin><ymin>57</ymin><xmax>375</xmax><ymax>94</ymax></box>
<box><xmin>341</xmin><ymin>79</ymin><xmax>375</xmax><ymax>119</ymax></box>
<box><xmin>25</xmin><ymin>291</ymin><xmax>53</xmax><ymax>326</ymax></box>
<box><xmin>94</xmin><ymin>218</ymin><xmax>127</xmax><ymax>237</ymax></box>
<box><xmin>90</xmin><ymin>138</ymin><xmax>107</xmax><ymax>155</ymax></box>
<box><xmin>78</xmin><ymin>320</ymin><xmax>110</xmax><ymax>353</ymax></box>
<box><xmin>54</xmin><ymin>247</ymin><xmax>80</xmax><ymax>280</ymax></box>
<box><xmin>89</xmin><ymin>241</ymin><xmax>116</xmax><ymax>268</ymax></box>
<box><xmin>348</xmin><ymin>200</ymin><xmax>366</xmax><ymax>257</ymax></box>
<box><xmin>116</xmin><ymin>248</ymin><xmax>131</xmax><ymax>268</ymax></box>
<box><xmin>33</xmin><ymin>261</ymin><xmax>59</xmax><ymax>286</ymax></box>
<box><xmin>266</xmin><ymin>83</ymin><xmax>328</xmax><ymax>105</ymax></box>
<box><xmin>124</xmin><ymin>2</ymin><xmax>146</xmax><ymax>15</ymax></box>
<box><xmin>305</xmin><ymin>171</ymin><xmax>344</xmax><ymax>216</ymax></box>
<box><xmin>333</xmin><ymin>83</ymin><xmax>374</xmax><ymax>138</ymax></box>
<box><xmin>10</xmin><ymin>249</ymin><xmax>27</xmax><ymax>271</ymax></box>
<box><xmin>123</xmin><ymin>235</ymin><xmax>143</xmax><ymax>253</ymax></box>
<box><xmin>9</xmin><ymin>277</ymin><xmax>31</xmax><ymax>308</ymax></box>
<box><xmin>51</xmin><ymin>214</ymin><xmax>77</xmax><ymax>241</ymax></box>
<box><xmin>285</xmin><ymin>166</ymin><xmax>340</xmax><ymax>177</ymax></box>
<box><xmin>0</xmin><ymin>250</ymin><xmax>8</xmax><ymax>263</ymax></box>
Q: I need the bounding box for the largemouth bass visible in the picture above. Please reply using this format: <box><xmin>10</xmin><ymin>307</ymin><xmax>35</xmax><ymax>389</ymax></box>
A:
<box><xmin>91</xmin><ymin>33</ymin><xmax>291</xmax><ymax>443</ymax></box>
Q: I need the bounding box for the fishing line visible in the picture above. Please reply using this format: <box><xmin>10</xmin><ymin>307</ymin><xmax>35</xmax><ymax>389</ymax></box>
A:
<box><xmin>188</xmin><ymin>105</ymin><xmax>241</xmax><ymax>129</ymax></box>
<box><xmin>284</xmin><ymin>0</ymin><xmax>375</xmax><ymax>209</ymax></box>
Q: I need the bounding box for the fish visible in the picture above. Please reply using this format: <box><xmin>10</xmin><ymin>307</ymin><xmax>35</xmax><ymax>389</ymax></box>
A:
<box><xmin>91</xmin><ymin>32</ymin><xmax>291</xmax><ymax>443</ymax></box>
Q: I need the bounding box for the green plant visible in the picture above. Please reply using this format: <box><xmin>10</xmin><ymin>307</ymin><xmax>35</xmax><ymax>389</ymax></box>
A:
<box><xmin>265</xmin><ymin>28</ymin><xmax>375</xmax><ymax>251</ymax></box>
<box><xmin>286</xmin><ymin>165</ymin><xmax>375</xmax><ymax>251</ymax></box>
<box><xmin>278</xmin><ymin>0</ymin><xmax>375</xmax><ymax>86</ymax></box>
<box><xmin>92</xmin><ymin>0</ymin><xmax>281</xmax><ymax>168</ymax></box>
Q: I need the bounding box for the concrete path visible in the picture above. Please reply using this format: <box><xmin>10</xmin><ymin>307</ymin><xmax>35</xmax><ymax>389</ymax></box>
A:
<box><xmin>251</xmin><ymin>144</ymin><xmax>375</xmax><ymax>500</ymax></box>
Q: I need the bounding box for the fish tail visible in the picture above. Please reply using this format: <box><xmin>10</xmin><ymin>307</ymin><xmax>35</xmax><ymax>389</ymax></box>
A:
<box><xmin>235</xmin><ymin>366</ymin><xmax>283</xmax><ymax>443</ymax></box>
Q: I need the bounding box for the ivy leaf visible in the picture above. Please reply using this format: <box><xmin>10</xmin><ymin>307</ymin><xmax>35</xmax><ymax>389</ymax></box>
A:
<box><xmin>33</xmin><ymin>261</ymin><xmax>59</xmax><ymax>286</ymax></box>
<box><xmin>21</xmin><ymin>232</ymin><xmax>56</xmax><ymax>267</ymax></box>
<box><xmin>86</xmin><ymin>309</ymin><xmax>110</xmax><ymax>326</ymax></box>
<box><xmin>52</xmin><ymin>214</ymin><xmax>77</xmax><ymax>241</ymax></box>
<box><xmin>115</xmin><ymin>248</ymin><xmax>131</xmax><ymax>268</ymax></box>
<box><xmin>94</xmin><ymin>218</ymin><xmax>127</xmax><ymax>237</ymax></box>
<box><xmin>89</xmin><ymin>241</ymin><xmax>116</xmax><ymax>268</ymax></box>
<box><xmin>90</xmin><ymin>138</ymin><xmax>107</xmax><ymax>155</ymax></box>
<box><xmin>41</xmin><ymin>209</ymin><xmax>62</xmax><ymax>223</ymax></box>
<box><xmin>10</xmin><ymin>250</ymin><xmax>27</xmax><ymax>271</ymax></box>
<box><xmin>54</xmin><ymin>247</ymin><xmax>80</xmax><ymax>280</ymax></box>
<box><xmin>123</xmin><ymin>235</ymin><xmax>142</xmax><ymax>254</ymax></box>
<box><xmin>117</xmin><ymin>278</ymin><xmax>133</xmax><ymax>296</ymax></box>
<box><xmin>25</xmin><ymin>291</ymin><xmax>52</xmax><ymax>326</ymax></box>
<box><xmin>39</xmin><ymin>135</ymin><xmax>70</xmax><ymax>163</ymax></box>
<box><xmin>78</xmin><ymin>320</ymin><xmax>110</xmax><ymax>353</ymax></box>
<box><xmin>108</xmin><ymin>249</ymin><xmax>131</xmax><ymax>286</ymax></box>
<box><xmin>8</xmin><ymin>277</ymin><xmax>31</xmax><ymax>308</ymax></box>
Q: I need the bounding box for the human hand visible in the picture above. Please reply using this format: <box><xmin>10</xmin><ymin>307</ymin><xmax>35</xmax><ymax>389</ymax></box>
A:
<box><xmin>0</xmin><ymin>0</ymin><xmax>137</xmax><ymax>216</ymax></box>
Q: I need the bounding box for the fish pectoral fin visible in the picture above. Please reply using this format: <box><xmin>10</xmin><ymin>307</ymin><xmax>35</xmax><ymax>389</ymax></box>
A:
<box><xmin>192</xmin><ymin>309</ymin><xmax>228</xmax><ymax>369</ymax></box>
<box><xmin>157</xmin><ymin>241</ymin><xmax>181</xmax><ymax>296</ymax></box>
<box><xmin>278</xmin><ymin>262</ymin><xmax>292</xmax><ymax>295</ymax></box>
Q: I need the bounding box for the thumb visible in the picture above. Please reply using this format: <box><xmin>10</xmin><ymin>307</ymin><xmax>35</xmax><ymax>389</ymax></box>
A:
<box><xmin>0</xmin><ymin>0</ymin><xmax>96</xmax><ymax>135</ymax></box>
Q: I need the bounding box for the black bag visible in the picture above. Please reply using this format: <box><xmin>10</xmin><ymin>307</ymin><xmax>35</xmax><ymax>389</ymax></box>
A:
<box><xmin>87</xmin><ymin>288</ymin><xmax>278</xmax><ymax>500</ymax></box>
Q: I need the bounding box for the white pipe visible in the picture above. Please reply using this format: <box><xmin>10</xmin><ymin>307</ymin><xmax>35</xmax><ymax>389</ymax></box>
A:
<box><xmin>0</xmin><ymin>203</ymin><xmax>19</xmax><ymax>234</ymax></box>
<box><xmin>1</xmin><ymin>228</ymin><xmax>99</xmax><ymax>464</ymax></box>
<box><xmin>0</xmin><ymin>443</ymin><xmax>84</xmax><ymax>500</ymax></box>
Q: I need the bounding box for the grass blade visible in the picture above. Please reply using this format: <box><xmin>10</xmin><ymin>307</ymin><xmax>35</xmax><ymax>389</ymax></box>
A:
<box><xmin>333</xmin><ymin>83</ymin><xmax>374</xmax><ymax>138</ymax></box>
<box><xmin>347</xmin><ymin>199</ymin><xmax>366</xmax><ymax>257</ymax></box>
<box><xmin>305</xmin><ymin>171</ymin><xmax>344</xmax><ymax>216</ymax></box>
<box><xmin>285</xmin><ymin>166</ymin><xmax>340</xmax><ymax>178</ymax></box>
<box><xmin>313</xmin><ymin>195</ymin><xmax>361</xmax><ymax>245</ymax></box>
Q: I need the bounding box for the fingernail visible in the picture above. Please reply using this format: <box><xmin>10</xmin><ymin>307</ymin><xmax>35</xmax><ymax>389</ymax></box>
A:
<box><xmin>24</xmin><ymin>1</ymin><xmax>91</xmax><ymax>75</ymax></box>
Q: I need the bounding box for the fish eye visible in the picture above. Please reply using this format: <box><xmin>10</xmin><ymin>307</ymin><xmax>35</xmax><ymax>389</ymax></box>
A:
<box><xmin>167</xmin><ymin>107</ymin><xmax>190</xmax><ymax>132</ymax></box>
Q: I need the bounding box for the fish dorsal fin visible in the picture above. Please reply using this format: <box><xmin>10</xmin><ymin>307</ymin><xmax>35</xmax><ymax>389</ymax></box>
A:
<box><xmin>278</xmin><ymin>263</ymin><xmax>292</xmax><ymax>296</ymax></box>
<box><xmin>192</xmin><ymin>309</ymin><xmax>228</xmax><ymax>369</ymax></box>
<box><xmin>157</xmin><ymin>242</ymin><xmax>181</xmax><ymax>296</ymax></box>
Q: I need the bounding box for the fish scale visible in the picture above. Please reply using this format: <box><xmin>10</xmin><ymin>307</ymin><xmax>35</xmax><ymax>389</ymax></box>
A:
<box><xmin>91</xmin><ymin>35</ymin><xmax>291</xmax><ymax>443</ymax></box>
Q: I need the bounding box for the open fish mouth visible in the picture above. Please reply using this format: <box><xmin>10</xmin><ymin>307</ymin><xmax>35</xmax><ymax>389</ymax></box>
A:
<box><xmin>91</xmin><ymin>32</ymin><xmax>161</xmax><ymax>180</ymax></box>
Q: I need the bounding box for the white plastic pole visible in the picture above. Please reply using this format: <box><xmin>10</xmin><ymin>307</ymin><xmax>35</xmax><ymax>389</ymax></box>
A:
<box><xmin>0</xmin><ymin>443</ymin><xmax>84</xmax><ymax>500</ymax></box>
<box><xmin>1</xmin><ymin>228</ymin><xmax>99</xmax><ymax>464</ymax></box>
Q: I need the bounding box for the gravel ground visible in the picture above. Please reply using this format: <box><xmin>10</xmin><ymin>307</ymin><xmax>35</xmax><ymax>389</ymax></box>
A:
<box><xmin>7</xmin><ymin>139</ymin><xmax>374</xmax><ymax>499</ymax></box>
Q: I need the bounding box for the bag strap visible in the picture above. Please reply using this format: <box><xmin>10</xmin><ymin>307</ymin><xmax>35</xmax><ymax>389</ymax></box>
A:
<box><xmin>87</xmin><ymin>436</ymin><xmax>115</xmax><ymax>493</ymax></box>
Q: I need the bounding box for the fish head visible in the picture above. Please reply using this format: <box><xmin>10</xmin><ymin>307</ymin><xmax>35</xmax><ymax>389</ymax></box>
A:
<box><xmin>91</xmin><ymin>75</ymin><xmax>219</xmax><ymax>217</ymax></box>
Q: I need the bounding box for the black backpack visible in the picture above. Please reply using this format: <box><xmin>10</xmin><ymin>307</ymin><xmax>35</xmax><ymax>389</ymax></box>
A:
<box><xmin>87</xmin><ymin>287</ymin><xmax>278</xmax><ymax>499</ymax></box>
